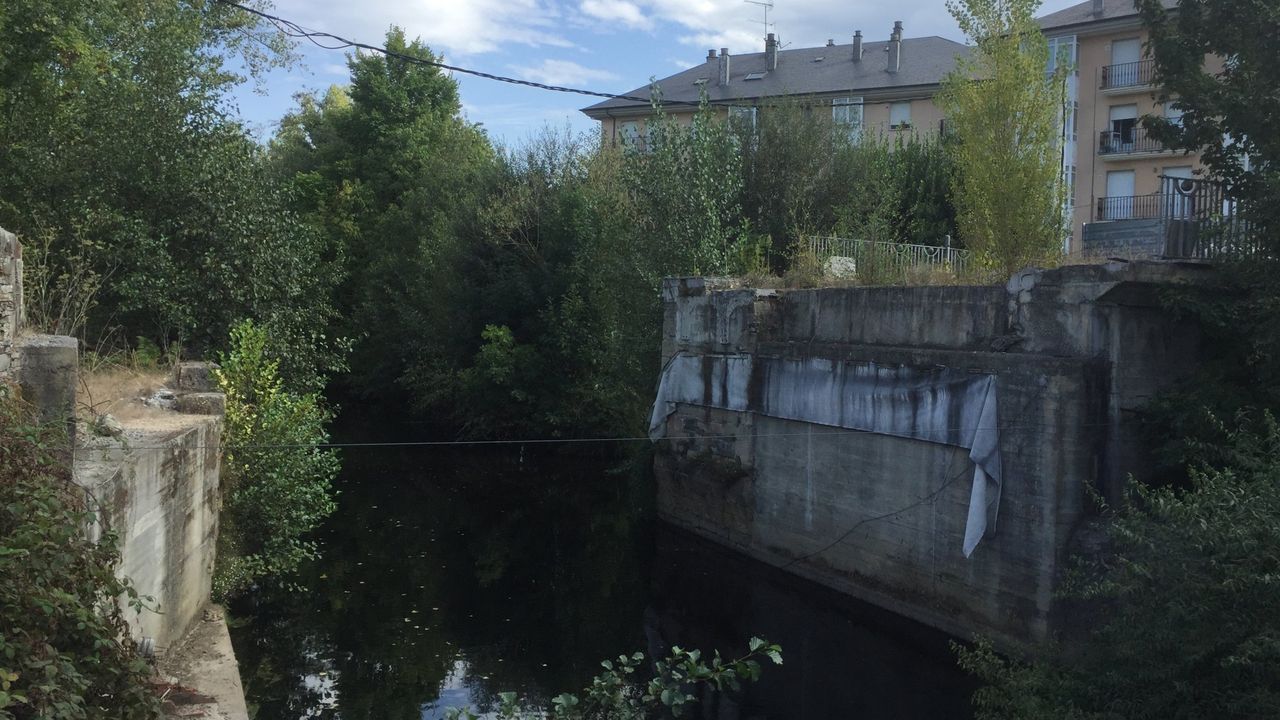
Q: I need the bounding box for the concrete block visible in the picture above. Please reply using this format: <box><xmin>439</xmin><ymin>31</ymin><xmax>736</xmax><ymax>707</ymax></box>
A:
<box><xmin>15</xmin><ymin>334</ymin><xmax>78</xmax><ymax>434</ymax></box>
<box><xmin>176</xmin><ymin>392</ymin><xmax>226</xmax><ymax>416</ymax></box>
<box><xmin>174</xmin><ymin>362</ymin><xmax>221</xmax><ymax>392</ymax></box>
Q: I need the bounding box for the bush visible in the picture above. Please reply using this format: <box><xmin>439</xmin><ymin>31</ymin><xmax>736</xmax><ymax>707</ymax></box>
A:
<box><xmin>214</xmin><ymin>321</ymin><xmax>339</xmax><ymax>598</ymax></box>
<box><xmin>0</xmin><ymin>387</ymin><xmax>156</xmax><ymax>718</ymax></box>
<box><xmin>957</xmin><ymin>414</ymin><xmax>1280</xmax><ymax>719</ymax></box>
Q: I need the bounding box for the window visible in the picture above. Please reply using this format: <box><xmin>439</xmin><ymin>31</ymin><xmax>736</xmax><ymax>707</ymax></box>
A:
<box><xmin>1046</xmin><ymin>35</ymin><xmax>1078</xmax><ymax>75</ymax></box>
<box><xmin>1104</xmin><ymin>170</ymin><xmax>1136</xmax><ymax>219</ymax></box>
<box><xmin>889</xmin><ymin>101</ymin><xmax>911</xmax><ymax>129</ymax></box>
<box><xmin>1108</xmin><ymin>104</ymin><xmax>1138</xmax><ymax>147</ymax></box>
<box><xmin>832</xmin><ymin>97</ymin><xmax>864</xmax><ymax>141</ymax></box>
<box><xmin>1063</xmin><ymin>165</ymin><xmax>1077</xmax><ymax>209</ymax></box>
<box><xmin>729</xmin><ymin>105</ymin><xmax>757</xmax><ymax>130</ymax></box>
<box><xmin>743</xmin><ymin>71</ymin><xmax>767</xmax><ymax>81</ymax></box>
<box><xmin>618</xmin><ymin>121</ymin><xmax>642</xmax><ymax>149</ymax></box>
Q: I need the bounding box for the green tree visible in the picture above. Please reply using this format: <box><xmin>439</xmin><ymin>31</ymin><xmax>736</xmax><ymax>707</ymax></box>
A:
<box><xmin>958</xmin><ymin>416</ymin><xmax>1280</xmax><ymax>719</ymax></box>
<box><xmin>270</xmin><ymin>30</ymin><xmax>496</xmax><ymax>400</ymax></box>
<box><xmin>214</xmin><ymin>321</ymin><xmax>340</xmax><ymax>598</ymax></box>
<box><xmin>1139</xmin><ymin>0</ymin><xmax>1279</xmax><ymax>239</ymax></box>
<box><xmin>0</xmin><ymin>0</ymin><xmax>343</xmax><ymax>391</ymax></box>
<box><xmin>938</xmin><ymin>0</ymin><xmax>1067</xmax><ymax>276</ymax></box>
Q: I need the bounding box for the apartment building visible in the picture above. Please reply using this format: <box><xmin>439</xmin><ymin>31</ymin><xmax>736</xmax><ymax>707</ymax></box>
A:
<box><xmin>1039</xmin><ymin>0</ymin><xmax>1211</xmax><ymax>253</ymax></box>
<box><xmin>580</xmin><ymin>23</ymin><xmax>970</xmax><ymax>149</ymax></box>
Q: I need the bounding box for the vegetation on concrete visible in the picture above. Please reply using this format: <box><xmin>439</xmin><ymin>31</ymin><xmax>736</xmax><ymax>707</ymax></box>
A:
<box><xmin>939</xmin><ymin>0</ymin><xmax>1068</xmax><ymax>276</ymax></box>
<box><xmin>445</xmin><ymin>638</ymin><xmax>783</xmax><ymax>720</ymax></box>
<box><xmin>0</xmin><ymin>387</ymin><xmax>157</xmax><ymax>719</ymax></box>
<box><xmin>213</xmin><ymin>321</ymin><xmax>339</xmax><ymax>599</ymax></box>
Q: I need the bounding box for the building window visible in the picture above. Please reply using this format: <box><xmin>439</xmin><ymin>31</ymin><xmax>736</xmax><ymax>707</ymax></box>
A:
<box><xmin>832</xmin><ymin>97</ymin><xmax>863</xmax><ymax>141</ymax></box>
<box><xmin>1063</xmin><ymin>165</ymin><xmax>1077</xmax><ymax>209</ymax></box>
<box><xmin>889</xmin><ymin>101</ymin><xmax>911</xmax><ymax>129</ymax></box>
<box><xmin>1046</xmin><ymin>35</ymin><xmax>1078</xmax><ymax>75</ymax></box>
<box><xmin>1108</xmin><ymin>104</ymin><xmax>1139</xmax><ymax>147</ymax></box>
<box><xmin>729</xmin><ymin>105</ymin><xmax>758</xmax><ymax>130</ymax></box>
<box><xmin>618</xmin><ymin>121</ymin><xmax>643</xmax><ymax>150</ymax></box>
<box><xmin>1164</xmin><ymin>100</ymin><xmax>1185</xmax><ymax>127</ymax></box>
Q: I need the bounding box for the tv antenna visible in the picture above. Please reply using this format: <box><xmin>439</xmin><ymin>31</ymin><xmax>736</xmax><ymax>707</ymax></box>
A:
<box><xmin>744</xmin><ymin>0</ymin><xmax>774</xmax><ymax>39</ymax></box>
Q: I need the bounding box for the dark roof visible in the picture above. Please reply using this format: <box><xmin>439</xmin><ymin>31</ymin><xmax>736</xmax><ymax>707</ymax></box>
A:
<box><xmin>581</xmin><ymin>36</ymin><xmax>972</xmax><ymax>115</ymax></box>
<box><xmin>1037</xmin><ymin>0</ymin><xmax>1176</xmax><ymax>31</ymax></box>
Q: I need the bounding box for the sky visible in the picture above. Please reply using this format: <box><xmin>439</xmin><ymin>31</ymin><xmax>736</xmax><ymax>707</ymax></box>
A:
<box><xmin>229</xmin><ymin>0</ymin><xmax>1085</xmax><ymax>147</ymax></box>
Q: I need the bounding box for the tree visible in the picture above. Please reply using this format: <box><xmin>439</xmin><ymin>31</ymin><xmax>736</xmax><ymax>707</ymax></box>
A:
<box><xmin>938</xmin><ymin>0</ymin><xmax>1067</xmax><ymax>276</ymax></box>
<box><xmin>0</xmin><ymin>0</ymin><xmax>344</xmax><ymax>391</ymax></box>
<box><xmin>958</xmin><ymin>416</ymin><xmax>1280</xmax><ymax>719</ymax></box>
<box><xmin>1139</xmin><ymin>0</ymin><xmax>1280</xmax><ymax>239</ymax></box>
<box><xmin>1133</xmin><ymin>0</ymin><xmax>1280</xmax><ymax>472</ymax></box>
<box><xmin>270</xmin><ymin>29</ymin><xmax>496</xmax><ymax>401</ymax></box>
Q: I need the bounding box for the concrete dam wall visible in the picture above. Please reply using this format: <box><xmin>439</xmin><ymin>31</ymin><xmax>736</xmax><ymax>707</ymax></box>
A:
<box><xmin>650</xmin><ymin>262</ymin><xmax>1209</xmax><ymax>648</ymax></box>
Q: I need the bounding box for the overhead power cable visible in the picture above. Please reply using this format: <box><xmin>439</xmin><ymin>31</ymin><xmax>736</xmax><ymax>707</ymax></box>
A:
<box><xmin>211</xmin><ymin>0</ymin><xmax>709</xmax><ymax>110</ymax></box>
<box><xmin>210</xmin><ymin>0</ymin><xmax>946</xmax><ymax>113</ymax></box>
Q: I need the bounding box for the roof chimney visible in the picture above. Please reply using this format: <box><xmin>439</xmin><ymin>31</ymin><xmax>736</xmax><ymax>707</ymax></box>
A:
<box><xmin>718</xmin><ymin>48</ymin><xmax>731</xmax><ymax>86</ymax></box>
<box><xmin>707</xmin><ymin>48</ymin><xmax>717</xmax><ymax>62</ymax></box>
<box><xmin>1091</xmin><ymin>0</ymin><xmax>1105</xmax><ymax>16</ymax></box>
<box><xmin>765</xmin><ymin>32</ymin><xmax>778</xmax><ymax>70</ymax></box>
<box><xmin>887</xmin><ymin>22</ymin><xmax>902</xmax><ymax>73</ymax></box>
<box><xmin>853</xmin><ymin>30</ymin><xmax>863</xmax><ymax>61</ymax></box>
<box><xmin>826</xmin><ymin>38</ymin><xmax>835</xmax><ymax>47</ymax></box>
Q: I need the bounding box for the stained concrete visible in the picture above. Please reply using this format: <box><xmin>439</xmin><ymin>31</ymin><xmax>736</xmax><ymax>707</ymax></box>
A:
<box><xmin>77</xmin><ymin>412</ymin><xmax>223</xmax><ymax>650</ymax></box>
<box><xmin>652</xmin><ymin>261</ymin><xmax>1209</xmax><ymax>649</ymax></box>
<box><xmin>156</xmin><ymin>606</ymin><xmax>249</xmax><ymax>720</ymax></box>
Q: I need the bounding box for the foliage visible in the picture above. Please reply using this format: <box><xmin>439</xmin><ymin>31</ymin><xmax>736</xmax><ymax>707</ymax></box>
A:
<box><xmin>0</xmin><ymin>0</ymin><xmax>343</xmax><ymax>391</ymax></box>
<box><xmin>1139</xmin><ymin>0</ymin><xmax>1280</xmax><ymax>240</ymax></box>
<box><xmin>939</xmin><ymin>0</ymin><xmax>1067</xmax><ymax>276</ymax></box>
<box><xmin>444</xmin><ymin>638</ymin><xmax>783</xmax><ymax>719</ymax></box>
<box><xmin>214</xmin><ymin>321</ymin><xmax>339</xmax><ymax>598</ymax></box>
<box><xmin>1132</xmin><ymin>0</ymin><xmax>1280</xmax><ymax>472</ymax></box>
<box><xmin>624</xmin><ymin>102</ymin><xmax>753</xmax><ymax>277</ymax></box>
<box><xmin>0</xmin><ymin>388</ymin><xmax>157</xmax><ymax>719</ymax></box>
<box><xmin>957</xmin><ymin>415</ymin><xmax>1280</xmax><ymax>719</ymax></box>
<box><xmin>270</xmin><ymin>30</ymin><xmax>495</xmax><ymax>400</ymax></box>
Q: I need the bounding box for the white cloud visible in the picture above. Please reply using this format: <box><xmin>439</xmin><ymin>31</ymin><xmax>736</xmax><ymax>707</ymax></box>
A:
<box><xmin>580</xmin><ymin>0</ymin><xmax>652</xmax><ymax>28</ymax></box>
<box><xmin>511</xmin><ymin>59</ymin><xmax>620</xmax><ymax>86</ymax></box>
<box><xmin>273</xmin><ymin>0</ymin><xmax>576</xmax><ymax>57</ymax></box>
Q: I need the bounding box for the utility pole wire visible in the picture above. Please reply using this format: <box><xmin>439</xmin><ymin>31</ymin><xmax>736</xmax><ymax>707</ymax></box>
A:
<box><xmin>211</xmin><ymin>0</ymin><xmax>712</xmax><ymax>110</ymax></box>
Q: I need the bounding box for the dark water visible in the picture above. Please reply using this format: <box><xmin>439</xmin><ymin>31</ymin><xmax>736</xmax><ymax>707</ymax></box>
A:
<box><xmin>229</xmin><ymin>424</ymin><xmax>975</xmax><ymax>719</ymax></box>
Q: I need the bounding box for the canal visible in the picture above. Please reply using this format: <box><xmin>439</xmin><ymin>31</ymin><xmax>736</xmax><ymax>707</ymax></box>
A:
<box><xmin>229</xmin><ymin>419</ymin><xmax>976</xmax><ymax>719</ymax></box>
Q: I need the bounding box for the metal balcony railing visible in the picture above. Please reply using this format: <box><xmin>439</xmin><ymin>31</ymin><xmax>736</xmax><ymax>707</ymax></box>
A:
<box><xmin>1100</xmin><ymin>59</ymin><xmax>1155</xmax><ymax>90</ymax></box>
<box><xmin>1095</xmin><ymin>194</ymin><xmax>1170</xmax><ymax>221</ymax></box>
<box><xmin>1098</xmin><ymin>125</ymin><xmax>1166</xmax><ymax>155</ymax></box>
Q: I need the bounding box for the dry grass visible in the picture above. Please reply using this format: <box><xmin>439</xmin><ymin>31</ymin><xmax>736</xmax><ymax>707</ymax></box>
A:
<box><xmin>77</xmin><ymin>365</ymin><xmax>172</xmax><ymax>423</ymax></box>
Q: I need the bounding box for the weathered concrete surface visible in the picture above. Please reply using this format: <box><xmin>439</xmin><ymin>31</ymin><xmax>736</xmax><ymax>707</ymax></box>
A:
<box><xmin>0</xmin><ymin>228</ymin><xmax>20</xmax><ymax>376</ymax></box>
<box><xmin>1081</xmin><ymin>219</ymin><xmax>1166</xmax><ymax>259</ymax></box>
<box><xmin>15</xmin><ymin>334</ymin><xmax>78</xmax><ymax>431</ymax></box>
<box><xmin>653</xmin><ymin>261</ymin><xmax>1208</xmax><ymax>649</ymax></box>
<box><xmin>77</xmin><ymin>412</ymin><xmax>223</xmax><ymax>650</ymax></box>
<box><xmin>156</xmin><ymin>606</ymin><xmax>250</xmax><ymax>720</ymax></box>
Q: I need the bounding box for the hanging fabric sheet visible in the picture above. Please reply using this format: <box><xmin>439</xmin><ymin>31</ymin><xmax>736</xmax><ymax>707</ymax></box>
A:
<box><xmin>648</xmin><ymin>353</ymin><xmax>1003</xmax><ymax>557</ymax></box>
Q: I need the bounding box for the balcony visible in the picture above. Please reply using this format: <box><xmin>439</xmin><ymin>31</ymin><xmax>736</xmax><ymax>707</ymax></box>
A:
<box><xmin>1095</xmin><ymin>194</ymin><xmax>1168</xmax><ymax>222</ymax></box>
<box><xmin>1097</xmin><ymin>125</ymin><xmax>1168</xmax><ymax>157</ymax></box>
<box><xmin>1100</xmin><ymin>59</ymin><xmax>1155</xmax><ymax>91</ymax></box>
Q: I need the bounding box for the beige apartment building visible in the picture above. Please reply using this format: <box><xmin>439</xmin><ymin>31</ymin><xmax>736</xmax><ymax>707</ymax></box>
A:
<box><xmin>580</xmin><ymin>23</ymin><xmax>966</xmax><ymax>150</ymax></box>
<box><xmin>1039</xmin><ymin>0</ymin><xmax>1208</xmax><ymax>253</ymax></box>
<box><xmin>584</xmin><ymin>0</ymin><xmax>1208</xmax><ymax>256</ymax></box>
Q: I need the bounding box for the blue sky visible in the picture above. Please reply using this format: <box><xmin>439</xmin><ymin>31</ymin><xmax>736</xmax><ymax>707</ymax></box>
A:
<box><xmin>228</xmin><ymin>0</ymin><xmax>1083</xmax><ymax>148</ymax></box>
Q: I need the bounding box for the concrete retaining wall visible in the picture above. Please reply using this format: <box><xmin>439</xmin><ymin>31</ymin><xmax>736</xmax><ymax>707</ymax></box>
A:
<box><xmin>78</xmin><ymin>413</ymin><xmax>223</xmax><ymax>649</ymax></box>
<box><xmin>652</xmin><ymin>262</ymin><xmax>1209</xmax><ymax>648</ymax></box>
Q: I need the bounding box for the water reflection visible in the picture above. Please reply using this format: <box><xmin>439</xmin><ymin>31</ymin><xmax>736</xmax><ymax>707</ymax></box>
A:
<box><xmin>229</xmin><ymin>437</ymin><xmax>973</xmax><ymax>719</ymax></box>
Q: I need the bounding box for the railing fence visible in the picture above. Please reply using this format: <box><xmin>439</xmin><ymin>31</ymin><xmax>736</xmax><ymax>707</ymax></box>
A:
<box><xmin>806</xmin><ymin>236</ymin><xmax>970</xmax><ymax>281</ymax></box>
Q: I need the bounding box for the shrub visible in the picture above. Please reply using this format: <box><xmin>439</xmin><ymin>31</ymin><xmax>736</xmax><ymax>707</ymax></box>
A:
<box><xmin>214</xmin><ymin>321</ymin><xmax>339</xmax><ymax>598</ymax></box>
<box><xmin>0</xmin><ymin>387</ymin><xmax>156</xmax><ymax>718</ymax></box>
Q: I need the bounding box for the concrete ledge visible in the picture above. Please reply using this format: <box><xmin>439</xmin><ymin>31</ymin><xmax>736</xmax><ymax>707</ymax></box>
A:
<box><xmin>157</xmin><ymin>606</ymin><xmax>249</xmax><ymax>720</ymax></box>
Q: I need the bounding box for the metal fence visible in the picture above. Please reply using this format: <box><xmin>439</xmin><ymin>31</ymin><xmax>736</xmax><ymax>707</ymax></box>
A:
<box><xmin>807</xmin><ymin>235</ymin><xmax>971</xmax><ymax>280</ymax></box>
<box><xmin>1100</xmin><ymin>59</ymin><xmax>1155</xmax><ymax>90</ymax></box>
<box><xmin>1098</xmin><ymin>125</ymin><xmax>1166</xmax><ymax>155</ymax></box>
